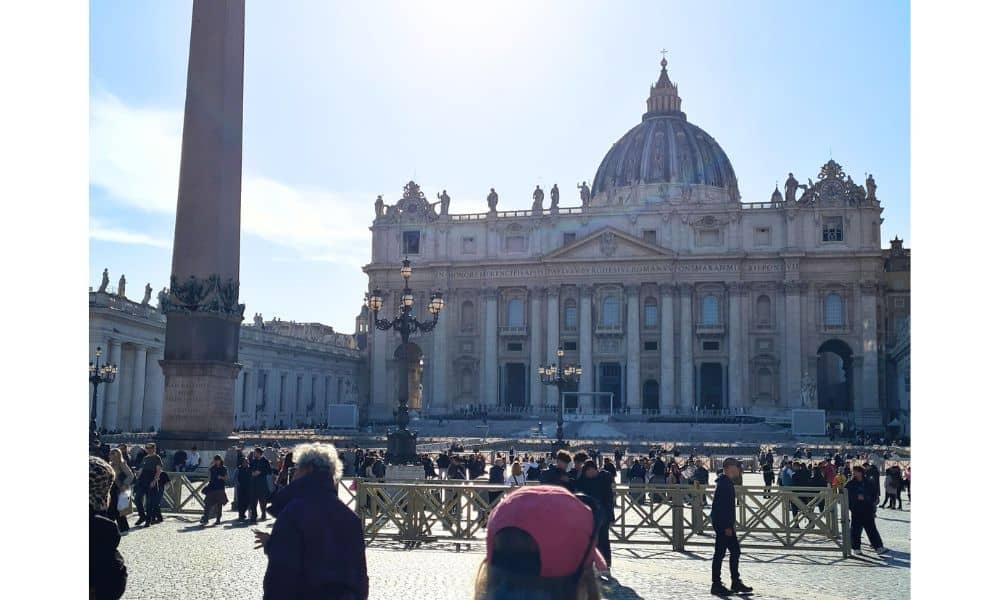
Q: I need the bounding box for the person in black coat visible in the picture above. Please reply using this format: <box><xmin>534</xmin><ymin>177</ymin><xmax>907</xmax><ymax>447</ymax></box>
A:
<box><xmin>574</xmin><ymin>460</ymin><xmax>615</xmax><ymax>568</ymax></box>
<box><xmin>90</xmin><ymin>457</ymin><xmax>127</xmax><ymax>600</ymax></box>
<box><xmin>200</xmin><ymin>455</ymin><xmax>229</xmax><ymax>526</ymax></box>
<box><xmin>487</xmin><ymin>458</ymin><xmax>506</xmax><ymax>504</ymax></box>
<box><xmin>709</xmin><ymin>458</ymin><xmax>753</xmax><ymax>596</ymax></box>
<box><xmin>236</xmin><ymin>456</ymin><xmax>253</xmax><ymax>521</ymax></box>
<box><xmin>249</xmin><ymin>447</ymin><xmax>272</xmax><ymax>522</ymax></box>
<box><xmin>790</xmin><ymin>462</ymin><xmax>812</xmax><ymax>524</ymax></box>
<box><xmin>845</xmin><ymin>466</ymin><xmax>888</xmax><ymax>555</ymax></box>
<box><xmin>540</xmin><ymin>449</ymin><xmax>573</xmax><ymax>489</ymax></box>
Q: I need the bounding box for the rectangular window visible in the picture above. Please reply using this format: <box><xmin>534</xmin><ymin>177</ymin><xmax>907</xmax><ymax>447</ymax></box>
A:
<box><xmin>753</xmin><ymin>227</ymin><xmax>771</xmax><ymax>246</ymax></box>
<box><xmin>403</xmin><ymin>230</ymin><xmax>421</xmax><ymax>254</ymax></box>
<box><xmin>643</xmin><ymin>302</ymin><xmax>658</xmax><ymax>328</ymax></box>
<box><xmin>893</xmin><ymin>297</ymin><xmax>906</xmax><ymax>309</ymax></box>
<box><xmin>822</xmin><ymin>217</ymin><xmax>844</xmax><ymax>242</ymax></box>
<box><xmin>506</xmin><ymin>235</ymin><xmax>526</xmax><ymax>252</ymax></box>
<box><xmin>507</xmin><ymin>342</ymin><xmax>523</xmax><ymax>352</ymax></box>
<box><xmin>642</xmin><ymin>229</ymin><xmax>657</xmax><ymax>244</ymax></box>
<box><xmin>703</xmin><ymin>341</ymin><xmax>720</xmax><ymax>351</ymax></box>
<box><xmin>564</xmin><ymin>305</ymin><xmax>578</xmax><ymax>330</ymax></box>
<box><xmin>644</xmin><ymin>341</ymin><xmax>658</xmax><ymax>351</ymax></box>
<box><xmin>462</xmin><ymin>236</ymin><xmax>476</xmax><ymax>254</ymax></box>
<box><xmin>563</xmin><ymin>232</ymin><xmax>577</xmax><ymax>245</ymax></box>
<box><xmin>696</xmin><ymin>228</ymin><xmax>720</xmax><ymax>247</ymax></box>
<box><xmin>563</xmin><ymin>341</ymin><xmax>578</xmax><ymax>351</ymax></box>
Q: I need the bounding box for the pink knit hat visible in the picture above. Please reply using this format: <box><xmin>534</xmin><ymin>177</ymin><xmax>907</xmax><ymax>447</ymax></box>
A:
<box><xmin>486</xmin><ymin>485</ymin><xmax>608</xmax><ymax>578</ymax></box>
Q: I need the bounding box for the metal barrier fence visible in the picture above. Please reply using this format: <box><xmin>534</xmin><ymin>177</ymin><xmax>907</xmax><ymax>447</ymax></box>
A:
<box><xmin>155</xmin><ymin>474</ymin><xmax>847</xmax><ymax>557</ymax></box>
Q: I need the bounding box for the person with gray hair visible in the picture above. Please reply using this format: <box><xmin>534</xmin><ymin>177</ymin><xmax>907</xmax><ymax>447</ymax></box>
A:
<box><xmin>253</xmin><ymin>443</ymin><xmax>368</xmax><ymax>599</ymax></box>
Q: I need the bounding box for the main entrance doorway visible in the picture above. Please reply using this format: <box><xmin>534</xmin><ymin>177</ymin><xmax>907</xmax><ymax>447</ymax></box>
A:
<box><xmin>699</xmin><ymin>363</ymin><xmax>724</xmax><ymax>409</ymax></box>
<box><xmin>503</xmin><ymin>363</ymin><xmax>527</xmax><ymax>408</ymax></box>
<box><xmin>817</xmin><ymin>339</ymin><xmax>853</xmax><ymax>411</ymax></box>
<box><xmin>598</xmin><ymin>363</ymin><xmax>622</xmax><ymax>413</ymax></box>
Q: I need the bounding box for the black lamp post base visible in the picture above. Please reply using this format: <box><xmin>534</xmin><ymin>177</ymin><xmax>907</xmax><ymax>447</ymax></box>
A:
<box><xmin>387</xmin><ymin>428</ymin><xmax>418</xmax><ymax>465</ymax></box>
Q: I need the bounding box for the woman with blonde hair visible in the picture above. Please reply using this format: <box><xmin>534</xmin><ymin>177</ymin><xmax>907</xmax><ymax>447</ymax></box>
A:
<box><xmin>106</xmin><ymin>448</ymin><xmax>134</xmax><ymax>533</ymax></box>
<box><xmin>505</xmin><ymin>461</ymin><xmax>526</xmax><ymax>487</ymax></box>
<box><xmin>474</xmin><ymin>486</ymin><xmax>605</xmax><ymax>600</ymax></box>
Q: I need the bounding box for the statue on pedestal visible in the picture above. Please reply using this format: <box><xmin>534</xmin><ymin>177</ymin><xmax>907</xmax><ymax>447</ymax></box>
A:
<box><xmin>117</xmin><ymin>274</ymin><xmax>126</xmax><ymax>298</ymax></box>
<box><xmin>487</xmin><ymin>188</ymin><xmax>499</xmax><ymax>213</ymax></box>
<box><xmin>784</xmin><ymin>173</ymin><xmax>800</xmax><ymax>203</ymax></box>
<box><xmin>800</xmin><ymin>373</ymin><xmax>817</xmax><ymax>408</ymax></box>
<box><xmin>865</xmin><ymin>173</ymin><xmax>877</xmax><ymax>201</ymax></box>
<box><xmin>435</xmin><ymin>190</ymin><xmax>450</xmax><ymax>215</ymax></box>
<box><xmin>532</xmin><ymin>185</ymin><xmax>544</xmax><ymax>212</ymax></box>
<box><xmin>98</xmin><ymin>268</ymin><xmax>110</xmax><ymax>293</ymax></box>
<box><xmin>578</xmin><ymin>181</ymin><xmax>592</xmax><ymax>207</ymax></box>
<box><xmin>550</xmin><ymin>184</ymin><xmax>560</xmax><ymax>211</ymax></box>
<box><xmin>374</xmin><ymin>195</ymin><xmax>385</xmax><ymax>218</ymax></box>
<box><xmin>141</xmin><ymin>283</ymin><xmax>152</xmax><ymax>306</ymax></box>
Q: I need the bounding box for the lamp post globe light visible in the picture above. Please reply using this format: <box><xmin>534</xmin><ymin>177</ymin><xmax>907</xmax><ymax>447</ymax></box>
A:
<box><xmin>89</xmin><ymin>346</ymin><xmax>118</xmax><ymax>453</ymax></box>
<box><xmin>366</xmin><ymin>258</ymin><xmax>445</xmax><ymax>464</ymax></box>
<box><xmin>538</xmin><ymin>346</ymin><xmax>581</xmax><ymax>453</ymax></box>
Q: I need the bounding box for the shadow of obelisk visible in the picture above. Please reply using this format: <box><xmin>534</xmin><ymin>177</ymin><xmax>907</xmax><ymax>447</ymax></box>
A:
<box><xmin>158</xmin><ymin>0</ymin><xmax>245</xmax><ymax>446</ymax></box>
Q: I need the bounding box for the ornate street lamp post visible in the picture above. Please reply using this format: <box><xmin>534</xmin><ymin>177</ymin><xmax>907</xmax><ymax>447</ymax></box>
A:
<box><xmin>538</xmin><ymin>347</ymin><xmax>581</xmax><ymax>452</ymax></box>
<box><xmin>366</xmin><ymin>258</ymin><xmax>445</xmax><ymax>464</ymax></box>
<box><xmin>89</xmin><ymin>346</ymin><xmax>118</xmax><ymax>453</ymax></box>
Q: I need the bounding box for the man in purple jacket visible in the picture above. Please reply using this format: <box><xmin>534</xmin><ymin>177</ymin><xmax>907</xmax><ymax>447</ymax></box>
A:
<box><xmin>254</xmin><ymin>443</ymin><xmax>369</xmax><ymax>599</ymax></box>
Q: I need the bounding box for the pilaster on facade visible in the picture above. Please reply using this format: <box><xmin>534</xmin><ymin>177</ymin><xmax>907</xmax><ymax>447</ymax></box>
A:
<box><xmin>658</xmin><ymin>282</ymin><xmax>676</xmax><ymax>410</ymax></box>
<box><xmin>578</xmin><ymin>284</ymin><xmax>594</xmax><ymax>395</ymax></box>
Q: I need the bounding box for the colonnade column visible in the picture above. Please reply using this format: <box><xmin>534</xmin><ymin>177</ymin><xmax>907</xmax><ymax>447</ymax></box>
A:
<box><xmin>529</xmin><ymin>287</ymin><xmax>543</xmax><ymax>407</ymax></box>
<box><xmin>659</xmin><ymin>284</ymin><xmax>675</xmax><ymax>410</ymax></box>
<box><xmin>545</xmin><ymin>286</ymin><xmax>560</xmax><ymax>407</ymax></box>
<box><xmin>482</xmin><ymin>288</ymin><xmax>498</xmax><ymax>406</ymax></box>
<box><xmin>860</xmin><ymin>281</ymin><xmax>880</xmax><ymax>415</ymax></box>
<box><xmin>105</xmin><ymin>339</ymin><xmax>122</xmax><ymax>430</ymax></box>
<box><xmin>579</xmin><ymin>285</ymin><xmax>594</xmax><ymax>396</ymax></box>
<box><xmin>130</xmin><ymin>345</ymin><xmax>147</xmax><ymax>432</ymax></box>
<box><xmin>727</xmin><ymin>283</ymin><xmax>745</xmax><ymax>409</ymax></box>
<box><xmin>679</xmin><ymin>284</ymin><xmax>693</xmax><ymax>408</ymax></box>
<box><xmin>783</xmin><ymin>281</ymin><xmax>803</xmax><ymax>408</ymax></box>
<box><xmin>626</xmin><ymin>285</ymin><xmax>640</xmax><ymax>411</ymax></box>
<box><xmin>432</xmin><ymin>290</ymin><xmax>449</xmax><ymax>413</ymax></box>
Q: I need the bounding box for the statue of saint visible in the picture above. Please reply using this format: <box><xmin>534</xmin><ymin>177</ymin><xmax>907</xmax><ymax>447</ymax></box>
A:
<box><xmin>865</xmin><ymin>173</ymin><xmax>877</xmax><ymax>201</ymax></box>
<box><xmin>157</xmin><ymin>287</ymin><xmax>168</xmax><ymax>309</ymax></box>
<box><xmin>550</xmin><ymin>184</ymin><xmax>560</xmax><ymax>211</ymax></box>
<box><xmin>784</xmin><ymin>173</ymin><xmax>799</xmax><ymax>203</ymax></box>
<box><xmin>98</xmin><ymin>268</ymin><xmax>110</xmax><ymax>293</ymax></box>
<box><xmin>532</xmin><ymin>185</ymin><xmax>544</xmax><ymax>212</ymax></box>
<box><xmin>141</xmin><ymin>283</ymin><xmax>152</xmax><ymax>306</ymax></box>
<box><xmin>487</xmin><ymin>188</ymin><xmax>499</xmax><ymax>212</ymax></box>
<box><xmin>578</xmin><ymin>181</ymin><xmax>591</xmax><ymax>207</ymax></box>
<box><xmin>374</xmin><ymin>194</ymin><xmax>385</xmax><ymax>217</ymax></box>
<box><xmin>436</xmin><ymin>190</ymin><xmax>450</xmax><ymax>215</ymax></box>
<box><xmin>117</xmin><ymin>274</ymin><xmax>126</xmax><ymax>298</ymax></box>
<box><xmin>800</xmin><ymin>373</ymin><xmax>817</xmax><ymax>408</ymax></box>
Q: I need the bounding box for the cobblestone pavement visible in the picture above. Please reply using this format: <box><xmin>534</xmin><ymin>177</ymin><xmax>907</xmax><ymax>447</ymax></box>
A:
<box><xmin>118</xmin><ymin>497</ymin><xmax>908</xmax><ymax>599</ymax></box>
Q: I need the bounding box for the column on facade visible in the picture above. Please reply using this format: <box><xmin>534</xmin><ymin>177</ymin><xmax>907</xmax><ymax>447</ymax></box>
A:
<box><xmin>625</xmin><ymin>284</ymin><xmax>640</xmax><ymax>411</ymax></box>
<box><xmin>482</xmin><ymin>288</ymin><xmax>499</xmax><ymax>406</ymax></box>
<box><xmin>545</xmin><ymin>286</ymin><xmax>560</xmax><ymax>407</ymax></box>
<box><xmin>727</xmin><ymin>284</ymin><xmax>744</xmax><ymax>410</ymax></box>
<box><xmin>105</xmin><ymin>339</ymin><xmax>123</xmax><ymax>430</ymax></box>
<box><xmin>144</xmin><ymin>348</ymin><xmax>165</xmax><ymax>431</ymax></box>
<box><xmin>783</xmin><ymin>281</ymin><xmax>803</xmax><ymax>407</ymax></box>
<box><xmin>679</xmin><ymin>284</ymin><xmax>693</xmax><ymax>408</ymax></box>
<box><xmin>529</xmin><ymin>287</ymin><xmax>543</xmax><ymax>407</ymax></box>
<box><xmin>579</xmin><ymin>285</ymin><xmax>594</xmax><ymax>396</ymax></box>
<box><xmin>659</xmin><ymin>284</ymin><xmax>675</xmax><ymax>410</ymax></box>
<box><xmin>432</xmin><ymin>291</ymin><xmax>449</xmax><ymax>413</ymax></box>
<box><xmin>129</xmin><ymin>345</ymin><xmax>147</xmax><ymax>432</ymax></box>
<box><xmin>860</xmin><ymin>281</ymin><xmax>879</xmax><ymax>412</ymax></box>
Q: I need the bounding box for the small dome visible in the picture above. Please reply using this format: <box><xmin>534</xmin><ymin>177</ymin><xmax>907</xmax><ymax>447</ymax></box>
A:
<box><xmin>592</xmin><ymin>57</ymin><xmax>739</xmax><ymax>200</ymax></box>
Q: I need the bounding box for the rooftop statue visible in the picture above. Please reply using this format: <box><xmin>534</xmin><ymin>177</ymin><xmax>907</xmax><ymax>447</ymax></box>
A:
<box><xmin>141</xmin><ymin>283</ymin><xmax>152</xmax><ymax>306</ymax></box>
<box><xmin>865</xmin><ymin>173</ymin><xmax>877</xmax><ymax>201</ymax></box>
<box><xmin>487</xmin><ymin>188</ymin><xmax>499</xmax><ymax>213</ymax></box>
<box><xmin>550</xmin><ymin>184</ymin><xmax>560</xmax><ymax>211</ymax></box>
<box><xmin>531</xmin><ymin>185</ymin><xmax>544</xmax><ymax>213</ymax></box>
<box><xmin>784</xmin><ymin>173</ymin><xmax>799</xmax><ymax>203</ymax></box>
<box><xmin>117</xmin><ymin>274</ymin><xmax>126</xmax><ymax>298</ymax></box>
<box><xmin>98</xmin><ymin>268</ymin><xmax>110</xmax><ymax>293</ymax></box>
<box><xmin>435</xmin><ymin>190</ymin><xmax>450</xmax><ymax>215</ymax></box>
<box><xmin>374</xmin><ymin>194</ymin><xmax>385</xmax><ymax>218</ymax></box>
<box><xmin>578</xmin><ymin>181</ymin><xmax>591</xmax><ymax>208</ymax></box>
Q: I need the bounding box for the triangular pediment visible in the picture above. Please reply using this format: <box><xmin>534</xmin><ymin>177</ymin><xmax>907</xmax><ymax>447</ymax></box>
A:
<box><xmin>542</xmin><ymin>226</ymin><xmax>675</xmax><ymax>261</ymax></box>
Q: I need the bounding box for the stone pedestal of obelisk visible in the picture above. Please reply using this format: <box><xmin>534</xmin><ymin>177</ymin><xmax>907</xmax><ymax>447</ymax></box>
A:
<box><xmin>158</xmin><ymin>0</ymin><xmax>245</xmax><ymax>441</ymax></box>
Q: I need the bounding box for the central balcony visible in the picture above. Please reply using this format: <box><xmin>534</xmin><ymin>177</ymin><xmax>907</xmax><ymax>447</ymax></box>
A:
<box><xmin>695</xmin><ymin>322</ymin><xmax>726</xmax><ymax>336</ymax></box>
<box><xmin>499</xmin><ymin>325</ymin><xmax>528</xmax><ymax>337</ymax></box>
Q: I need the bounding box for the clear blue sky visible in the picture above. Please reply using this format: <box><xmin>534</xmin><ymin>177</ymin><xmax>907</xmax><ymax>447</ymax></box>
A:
<box><xmin>90</xmin><ymin>0</ymin><xmax>909</xmax><ymax>332</ymax></box>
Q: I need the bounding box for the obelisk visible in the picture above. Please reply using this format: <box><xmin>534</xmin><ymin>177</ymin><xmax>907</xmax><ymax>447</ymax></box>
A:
<box><xmin>159</xmin><ymin>0</ymin><xmax>245</xmax><ymax>439</ymax></box>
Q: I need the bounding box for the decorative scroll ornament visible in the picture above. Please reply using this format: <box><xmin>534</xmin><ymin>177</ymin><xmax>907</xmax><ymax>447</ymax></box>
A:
<box><xmin>376</xmin><ymin>180</ymin><xmax>439</xmax><ymax>223</ymax></box>
<box><xmin>160</xmin><ymin>274</ymin><xmax>245</xmax><ymax>321</ymax></box>
<box><xmin>797</xmin><ymin>160</ymin><xmax>868</xmax><ymax>207</ymax></box>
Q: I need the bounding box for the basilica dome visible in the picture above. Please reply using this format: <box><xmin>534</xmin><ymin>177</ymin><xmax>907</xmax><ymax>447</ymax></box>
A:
<box><xmin>591</xmin><ymin>58</ymin><xmax>739</xmax><ymax>201</ymax></box>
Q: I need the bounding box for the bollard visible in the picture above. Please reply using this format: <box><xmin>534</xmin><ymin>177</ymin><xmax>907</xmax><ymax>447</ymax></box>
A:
<box><xmin>670</xmin><ymin>489</ymin><xmax>685</xmax><ymax>552</ymax></box>
<box><xmin>839</xmin><ymin>489</ymin><xmax>851</xmax><ymax>558</ymax></box>
<box><xmin>692</xmin><ymin>483</ymin><xmax>704</xmax><ymax>533</ymax></box>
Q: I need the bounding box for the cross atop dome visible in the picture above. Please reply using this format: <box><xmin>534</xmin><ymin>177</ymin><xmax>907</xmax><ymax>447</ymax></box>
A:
<box><xmin>645</xmin><ymin>52</ymin><xmax>684</xmax><ymax>120</ymax></box>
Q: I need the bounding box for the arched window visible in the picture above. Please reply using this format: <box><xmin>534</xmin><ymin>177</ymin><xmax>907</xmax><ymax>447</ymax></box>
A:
<box><xmin>701</xmin><ymin>295</ymin><xmax>719</xmax><ymax>325</ymax></box>
<box><xmin>824</xmin><ymin>293</ymin><xmax>844</xmax><ymax>326</ymax></box>
<box><xmin>756</xmin><ymin>295</ymin><xmax>771</xmax><ymax>326</ymax></box>
<box><xmin>601</xmin><ymin>295</ymin><xmax>620</xmax><ymax>327</ymax></box>
<box><xmin>643</xmin><ymin>297</ymin><xmax>658</xmax><ymax>328</ymax></box>
<box><xmin>461</xmin><ymin>300</ymin><xmax>474</xmax><ymax>331</ymax></box>
<box><xmin>507</xmin><ymin>298</ymin><xmax>524</xmax><ymax>327</ymax></box>
<box><xmin>564</xmin><ymin>299</ymin><xmax>578</xmax><ymax>330</ymax></box>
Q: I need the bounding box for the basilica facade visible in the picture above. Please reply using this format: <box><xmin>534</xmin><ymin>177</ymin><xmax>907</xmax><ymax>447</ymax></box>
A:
<box><xmin>364</xmin><ymin>58</ymin><xmax>910</xmax><ymax>431</ymax></box>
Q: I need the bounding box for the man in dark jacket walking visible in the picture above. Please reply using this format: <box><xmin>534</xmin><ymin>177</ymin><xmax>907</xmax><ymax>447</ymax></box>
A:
<box><xmin>709</xmin><ymin>457</ymin><xmax>753</xmax><ymax>596</ymax></box>
<box><xmin>255</xmin><ymin>443</ymin><xmax>369</xmax><ymax>599</ymax></box>
<box><xmin>540</xmin><ymin>449</ymin><xmax>573</xmax><ymax>489</ymax></box>
<box><xmin>846</xmin><ymin>466</ymin><xmax>889</xmax><ymax>556</ymax></box>
<box><xmin>574</xmin><ymin>459</ymin><xmax>615</xmax><ymax>569</ymax></box>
